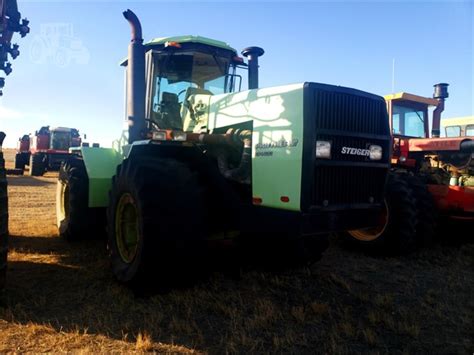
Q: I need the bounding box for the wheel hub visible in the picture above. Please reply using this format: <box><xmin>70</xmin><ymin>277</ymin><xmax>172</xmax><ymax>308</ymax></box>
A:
<box><xmin>115</xmin><ymin>193</ymin><xmax>139</xmax><ymax>263</ymax></box>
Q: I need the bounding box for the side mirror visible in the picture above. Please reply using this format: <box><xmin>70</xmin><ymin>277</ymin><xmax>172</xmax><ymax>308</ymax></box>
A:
<box><xmin>84</xmin><ymin>134</ymin><xmax>87</xmax><ymax>140</ymax></box>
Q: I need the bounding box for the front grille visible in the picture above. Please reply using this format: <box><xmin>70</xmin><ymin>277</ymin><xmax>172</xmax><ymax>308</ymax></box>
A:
<box><xmin>302</xmin><ymin>83</ymin><xmax>390</xmax><ymax>209</ymax></box>
<box><xmin>314</xmin><ymin>90</ymin><xmax>387</xmax><ymax>135</ymax></box>
<box><xmin>313</xmin><ymin>166</ymin><xmax>386</xmax><ymax>206</ymax></box>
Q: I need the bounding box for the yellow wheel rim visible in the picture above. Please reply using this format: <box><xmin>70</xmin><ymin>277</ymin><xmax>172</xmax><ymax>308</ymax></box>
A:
<box><xmin>348</xmin><ymin>200</ymin><xmax>389</xmax><ymax>242</ymax></box>
<box><xmin>115</xmin><ymin>193</ymin><xmax>139</xmax><ymax>263</ymax></box>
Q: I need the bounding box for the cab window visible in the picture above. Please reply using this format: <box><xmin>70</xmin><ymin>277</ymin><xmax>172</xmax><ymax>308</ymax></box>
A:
<box><xmin>466</xmin><ymin>124</ymin><xmax>474</xmax><ymax>136</ymax></box>
<box><xmin>150</xmin><ymin>52</ymin><xmax>234</xmax><ymax>130</ymax></box>
<box><xmin>445</xmin><ymin>125</ymin><xmax>461</xmax><ymax>137</ymax></box>
<box><xmin>392</xmin><ymin>105</ymin><xmax>426</xmax><ymax>137</ymax></box>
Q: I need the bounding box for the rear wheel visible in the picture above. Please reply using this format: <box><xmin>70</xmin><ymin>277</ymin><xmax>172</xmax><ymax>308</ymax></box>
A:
<box><xmin>14</xmin><ymin>153</ymin><xmax>26</xmax><ymax>170</ymax></box>
<box><xmin>406</xmin><ymin>175</ymin><xmax>437</xmax><ymax>247</ymax></box>
<box><xmin>343</xmin><ymin>173</ymin><xmax>417</xmax><ymax>255</ymax></box>
<box><xmin>107</xmin><ymin>156</ymin><xmax>207</xmax><ymax>288</ymax></box>
<box><xmin>29</xmin><ymin>153</ymin><xmax>45</xmax><ymax>176</ymax></box>
<box><xmin>57</xmin><ymin>157</ymin><xmax>105</xmax><ymax>240</ymax></box>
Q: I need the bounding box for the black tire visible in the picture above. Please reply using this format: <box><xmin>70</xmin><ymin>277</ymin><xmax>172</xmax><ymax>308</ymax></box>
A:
<box><xmin>57</xmin><ymin>157</ymin><xmax>105</xmax><ymax>240</ymax></box>
<box><xmin>29</xmin><ymin>153</ymin><xmax>45</xmax><ymax>176</ymax></box>
<box><xmin>342</xmin><ymin>173</ymin><xmax>418</xmax><ymax>255</ymax></box>
<box><xmin>107</xmin><ymin>156</ymin><xmax>208</xmax><ymax>289</ymax></box>
<box><xmin>14</xmin><ymin>153</ymin><xmax>26</xmax><ymax>170</ymax></box>
<box><xmin>406</xmin><ymin>175</ymin><xmax>437</xmax><ymax>248</ymax></box>
<box><xmin>0</xmin><ymin>139</ymin><xmax>9</xmax><ymax>290</ymax></box>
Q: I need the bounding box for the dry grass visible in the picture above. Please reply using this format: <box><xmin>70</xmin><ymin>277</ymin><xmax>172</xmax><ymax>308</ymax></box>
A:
<box><xmin>1</xmin><ymin>149</ymin><xmax>473</xmax><ymax>353</ymax></box>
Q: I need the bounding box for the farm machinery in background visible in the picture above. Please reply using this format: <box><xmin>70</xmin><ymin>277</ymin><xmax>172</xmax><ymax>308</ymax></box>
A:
<box><xmin>442</xmin><ymin>116</ymin><xmax>474</xmax><ymax>137</ymax></box>
<box><xmin>345</xmin><ymin>83</ymin><xmax>474</xmax><ymax>253</ymax></box>
<box><xmin>15</xmin><ymin>126</ymin><xmax>83</xmax><ymax>176</ymax></box>
<box><xmin>0</xmin><ymin>0</ymin><xmax>29</xmax><ymax>96</ymax></box>
<box><xmin>56</xmin><ymin>9</ymin><xmax>391</xmax><ymax>289</ymax></box>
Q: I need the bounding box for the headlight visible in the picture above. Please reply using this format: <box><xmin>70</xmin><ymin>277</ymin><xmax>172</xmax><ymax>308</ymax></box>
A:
<box><xmin>172</xmin><ymin>131</ymin><xmax>187</xmax><ymax>141</ymax></box>
<box><xmin>316</xmin><ymin>140</ymin><xmax>331</xmax><ymax>159</ymax></box>
<box><xmin>152</xmin><ymin>131</ymin><xmax>167</xmax><ymax>141</ymax></box>
<box><xmin>369</xmin><ymin>145</ymin><xmax>382</xmax><ymax>160</ymax></box>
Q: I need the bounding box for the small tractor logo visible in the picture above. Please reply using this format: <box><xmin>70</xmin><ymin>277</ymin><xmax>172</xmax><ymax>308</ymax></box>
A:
<box><xmin>29</xmin><ymin>23</ymin><xmax>90</xmax><ymax>67</ymax></box>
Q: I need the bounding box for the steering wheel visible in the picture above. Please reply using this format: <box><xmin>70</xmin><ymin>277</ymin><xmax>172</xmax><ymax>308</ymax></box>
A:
<box><xmin>177</xmin><ymin>89</ymin><xmax>187</xmax><ymax>104</ymax></box>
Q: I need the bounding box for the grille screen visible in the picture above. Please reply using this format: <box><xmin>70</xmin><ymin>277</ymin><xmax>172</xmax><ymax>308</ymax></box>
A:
<box><xmin>313</xmin><ymin>166</ymin><xmax>386</xmax><ymax>206</ymax></box>
<box><xmin>314</xmin><ymin>90</ymin><xmax>387</xmax><ymax>135</ymax></box>
<box><xmin>305</xmin><ymin>85</ymin><xmax>390</xmax><ymax>208</ymax></box>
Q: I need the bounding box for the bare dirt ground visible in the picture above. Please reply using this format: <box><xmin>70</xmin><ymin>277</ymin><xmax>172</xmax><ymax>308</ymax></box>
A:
<box><xmin>0</xmin><ymin>148</ymin><xmax>473</xmax><ymax>353</ymax></box>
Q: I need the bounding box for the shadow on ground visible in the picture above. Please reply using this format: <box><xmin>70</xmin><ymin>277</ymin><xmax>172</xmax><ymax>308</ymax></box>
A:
<box><xmin>7</xmin><ymin>175</ymin><xmax>57</xmax><ymax>188</ymax></box>
<box><xmin>1</xmin><ymin>231</ymin><xmax>473</xmax><ymax>353</ymax></box>
<box><xmin>2</xmin><ymin>170</ymin><xmax>473</xmax><ymax>352</ymax></box>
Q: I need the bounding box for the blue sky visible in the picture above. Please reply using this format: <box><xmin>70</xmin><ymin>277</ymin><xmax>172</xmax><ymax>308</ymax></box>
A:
<box><xmin>0</xmin><ymin>0</ymin><xmax>472</xmax><ymax>147</ymax></box>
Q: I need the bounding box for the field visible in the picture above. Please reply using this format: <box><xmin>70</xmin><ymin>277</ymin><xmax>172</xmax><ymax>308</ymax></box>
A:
<box><xmin>0</xmin><ymin>148</ymin><xmax>473</xmax><ymax>353</ymax></box>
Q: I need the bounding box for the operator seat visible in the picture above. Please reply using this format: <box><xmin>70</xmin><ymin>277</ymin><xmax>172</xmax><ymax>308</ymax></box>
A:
<box><xmin>181</xmin><ymin>87</ymin><xmax>213</xmax><ymax>132</ymax></box>
<box><xmin>158</xmin><ymin>92</ymin><xmax>183</xmax><ymax>130</ymax></box>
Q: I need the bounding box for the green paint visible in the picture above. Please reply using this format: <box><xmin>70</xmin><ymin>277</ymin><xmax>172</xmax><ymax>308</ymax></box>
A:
<box><xmin>208</xmin><ymin>83</ymin><xmax>305</xmax><ymax>211</ymax></box>
<box><xmin>79</xmin><ymin>147</ymin><xmax>124</xmax><ymax>207</ymax></box>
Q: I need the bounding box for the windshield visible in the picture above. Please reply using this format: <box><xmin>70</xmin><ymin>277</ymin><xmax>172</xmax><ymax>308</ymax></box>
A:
<box><xmin>51</xmin><ymin>131</ymin><xmax>71</xmax><ymax>150</ymax></box>
<box><xmin>392</xmin><ymin>104</ymin><xmax>426</xmax><ymax>138</ymax></box>
<box><xmin>150</xmin><ymin>51</ymin><xmax>237</xmax><ymax>131</ymax></box>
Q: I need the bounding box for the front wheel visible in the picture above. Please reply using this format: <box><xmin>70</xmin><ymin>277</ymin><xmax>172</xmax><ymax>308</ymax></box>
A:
<box><xmin>342</xmin><ymin>173</ymin><xmax>417</xmax><ymax>255</ymax></box>
<box><xmin>56</xmin><ymin>157</ymin><xmax>105</xmax><ymax>240</ymax></box>
<box><xmin>107</xmin><ymin>156</ymin><xmax>207</xmax><ymax>288</ymax></box>
<box><xmin>14</xmin><ymin>153</ymin><xmax>27</xmax><ymax>170</ymax></box>
<box><xmin>406</xmin><ymin>175</ymin><xmax>437</xmax><ymax>247</ymax></box>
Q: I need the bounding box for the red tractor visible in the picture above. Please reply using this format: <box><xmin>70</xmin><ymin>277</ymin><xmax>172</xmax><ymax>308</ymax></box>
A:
<box><xmin>15</xmin><ymin>126</ymin><xmax>82</xmax><ymax>176</ymax></box>
<box><xmin>345</xmin><ymin>83</ymin><xmax>474</xmax><ymax>253</ymax></box>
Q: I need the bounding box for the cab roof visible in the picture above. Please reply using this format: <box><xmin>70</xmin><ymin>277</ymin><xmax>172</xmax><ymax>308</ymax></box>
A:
<box><xmin>147</xmin><ymin>35</ymin><xmax>237</xmax><ymax>53</ymax></box>
<box><xmin>441</xmin><ymin>116</ymin><xmax>474</xmax><ymax>127</ymax></box>
<box><xmin>51</xmin><ymin>127</ymin><xmax>73</xmax><ymax>132</ymax></box>
<box><xmin>120</xmin><ymin>35</ymin><xmax>237</xmax><ymax>66</ymax></box>
<box><xmin>384</xmin><ymin>92</ymin><xmax>439</xmax><ymax>107</ymax></box>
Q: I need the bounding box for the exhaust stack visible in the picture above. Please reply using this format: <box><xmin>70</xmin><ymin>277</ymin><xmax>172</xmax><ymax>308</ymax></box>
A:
<box><xmin>241</xmin><ymin>46</ymin><xmax>264</xmax><ymax>90</ymax></box>
<box><xmin>431</xmin><ymin>83</ymin><xmax>449</xmax><ymax>138</ymax></box>
<box><xmin>123</xmin><ymin>9</ymin><xmax>146</xmax><ymax>144</ymax></box>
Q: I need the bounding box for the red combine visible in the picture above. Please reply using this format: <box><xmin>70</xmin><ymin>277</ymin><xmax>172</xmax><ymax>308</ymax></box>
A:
<box><xmin>15</xmin><ymin>126</ymin><xmax>82</xmax><ymax>176</ymax></box>
<box><xmin>345</xmin><ymin>83</ymin><xmax>474</xmax><ymax>253</ymax></box>
<box><xmin>14</xmin><ymin>134</ymin><xmax>30</xmax><ymax>169</ymax></box>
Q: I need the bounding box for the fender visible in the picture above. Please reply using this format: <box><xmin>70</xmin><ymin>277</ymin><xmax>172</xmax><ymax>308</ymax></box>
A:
<box><xmin>71</xmin><ymin>147</ymin><xmax>123</xmax><ymax>208</ymax></box>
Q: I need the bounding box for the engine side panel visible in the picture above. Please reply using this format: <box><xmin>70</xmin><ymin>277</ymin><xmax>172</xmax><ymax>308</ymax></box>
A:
<box><xmin>208</xmin><ymin>83</ymin><xmax>305</xmax><ymax>211</ymax></box>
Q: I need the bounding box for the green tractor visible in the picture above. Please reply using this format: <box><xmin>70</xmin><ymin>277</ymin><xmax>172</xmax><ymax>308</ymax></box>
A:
<box><xmin>56</xmin><ymin>10</ymin><xmax>391</xmax><ymax>287</ymax></box>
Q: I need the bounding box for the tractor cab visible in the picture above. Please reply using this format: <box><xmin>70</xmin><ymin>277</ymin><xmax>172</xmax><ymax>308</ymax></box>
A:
<box><xmin>17</xmin><ymin>134</ymin><xmax>30</xmax><ymax>153</ymax></box>
<box><xmin>123</xmin><ymin>36</ymin><xmax>248</xmax><ymax>135</ymax></box>
<box><xmin>32</xmin><ymin>127</ymin><xmax>81</xmax><ymax>152</ymax></box>
<box><xmin>50</xmin><ymin>127</ymin><xmax>74</xmax><ymax>151</ymax></box>
<box><xmin>384</xmin><ymin>92</ymin><xmax>438</xmax><ymax>139</ymax></box>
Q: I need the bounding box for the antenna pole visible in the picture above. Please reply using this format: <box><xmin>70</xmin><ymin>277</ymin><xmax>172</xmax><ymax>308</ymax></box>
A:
<box><xmin>391</xmin><ymin>58</ymin><xmax>395</xmax><ymax>93</ymax></box>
